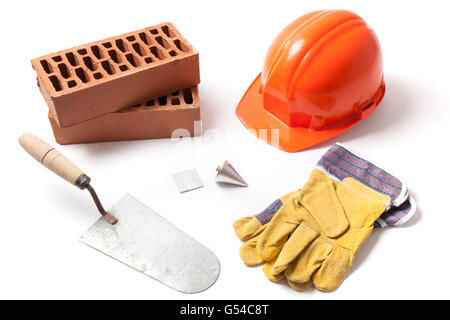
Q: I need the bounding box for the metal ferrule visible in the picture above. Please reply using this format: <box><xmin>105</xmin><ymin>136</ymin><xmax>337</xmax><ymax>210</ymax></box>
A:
<box><xmin>75</xmin><ymin>174</ymin><xmax>91</xmax><ymax>190</ymax></box>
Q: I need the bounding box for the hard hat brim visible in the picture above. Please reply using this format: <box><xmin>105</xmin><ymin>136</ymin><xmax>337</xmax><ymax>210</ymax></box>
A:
<box><xmin>236</xmin><ymin>74</ymin><xmax>385</xmax><ymax>153</ymax></box>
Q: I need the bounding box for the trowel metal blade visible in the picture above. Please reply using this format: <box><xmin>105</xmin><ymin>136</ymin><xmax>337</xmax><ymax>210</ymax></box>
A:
<box><xmin>216</xmin><ymin>161</ymin><xmax>248</xmax><ymax>187</ymax></box>
<box><xmin>80</xmin><ymin>194</ymin><xmax>220</xmax><ymax>294</ymax></box>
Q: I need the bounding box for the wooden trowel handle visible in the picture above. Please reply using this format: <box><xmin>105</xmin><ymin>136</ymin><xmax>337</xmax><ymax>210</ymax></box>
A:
<box><xmin>19</xmin><ymin>133</ymin><xmax>117</xmax><ymax>224</ymax></box>
<box><xmin>19</xmin><ymin>133</ymin><xmax>90</xmax><ymax>189</ymax></box>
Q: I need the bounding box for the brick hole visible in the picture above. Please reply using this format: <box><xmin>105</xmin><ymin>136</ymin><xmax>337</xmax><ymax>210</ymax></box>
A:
<box><xmin>91</xmin><ymin>45</ymin><xmax>103</xmax><ymax>59</ymax></box>
<box><xmin>40</xmin><ymin>60</ymin><xmax>52</xmax><ymax>73</ymax></box>
<box><xmin>158</xmin><ymin>96</ymin><xmax>167</xmax><ymax>106</ymax></box>
<box><xmin>58</xmin><ymin>63</ymin><xmax>70</xmax><ymax>79</ymax></box>
<box><xmin>126</xmin><ymin>35</ymin><xmax>136</xmax><ymax>42</ymax></box>
<box><xmin>115</xmin><ymin>39</ymin><xmax>128</xmax><ymax>52</ymax></box>
<box><xmin>132</xmin><ymin>43</ymin><xmax>143</xmax><ymax>56</ymax></box>
<box><xmin>93</xmin><ymin>72</ymin><xmax>103</xmax><ymax>80</ymax></box>
<box><xmin>161</xmin><ymin>25</ymin><xmax>175</xmax><ymax>38</ymax></box>
<box><xmin>139</xmin><ymin>32</ymin><xmax>149</xmax><ymax>44</ymax></box>
<box><xmin>171</xmin><ymin>98</ymin><xmax>180</xmax><ymax>105</ymax></box>
<box><xmin>174</xmin><ymin>39</ymin><xmax>189</xmax><ymax>52</ymax></box>
<box><xmin>155</xmin><ymin>36</ymin><xmax>169</xmax><ymax>48</ymax></box>
<box><xmin>171</xmin><ymin>91</ymin><xmax>179</xmax><ymax>95</ymax></box>
<box><xmin>49</xmin><ymin>75</ymin><xmax>62</xmax><ymax>91</ymax></box>
<box><xmin>144</xmin><ymin>57</ymin><xmax>153</xmax><ymax>64</ymax></box>
<box><xmin>65</xmin><ymin>52</ymin><xmax>78</xmax><ymax>66</ymax></box>
<box><xmin>102</xmin><ymin>42</ymin><xmax>112</xmax><ymax>48</ymax></box>
<box><xmin>67</xmin><ymin>80</ymin><xmax>77</xmax><ymax>88</ymax></box>
<box><xmin>108</xmin><ymin>50</ymin><xmax>120</xmax><ymax>63</ymax></box>
<box><xmin>77</xmin><ymin>48</ymin><xmax>88</xmax><ymax>55</ymax></box>
<box><xmin>101</xmin><ymin>61</ymin><xmax>114</xmax><ymax>75</ymax></box>
<box><xmin>83</xmin><ymin>56</ymin><xmax>95</xmax><ymax>71</ymax></box>
<box><xmin>125</xmin><ymin>53</ymin><xmax>139</xmax><ymax>67</ymax></box>
<box><xmin>131</xmin><ymin>103</ymin><xmax>141</xmax><ymax>108</ymax></box>
<box><xmin>52</xmin><ymin>56</ymin><xmax>62</xmax><ymax>62</ymax></box>
<box><xmin>119</xmin><ymin>65</ymin><xmax>128</xmax><ymax>72</ymax></box>
<box><xmin>169</xmin><ymin>50</ymin><xmax>177</xmax><ymax>57</ymax></box>
<box><xmin>150</xmin><ymin>46</ymin><xmax>165</xmax><ymax>59</ymax></box>
<box><xmin>75</xmin><ymin>68</ymin><xmax>89</xmax><ymax>83</ymax></box>
<box><xmin>145</xmin><ymin>100</ymin><xmax>155</xmax><ymax>106</ymax></box>
<box><xmin>183</xmin><ymin>88</ymin><xmax>193</xmax><ymax>104</ymax></box>
<box><xmin>149</xmin><ymin>29</ymin><xmax>158</xmax><ymax>35</ymax></box>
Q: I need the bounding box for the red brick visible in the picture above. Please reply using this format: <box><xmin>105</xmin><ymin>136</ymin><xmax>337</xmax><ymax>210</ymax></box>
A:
<box><xmin>49</xmin><ymin>87</ymin><xmax>200</xmax><ymax>144</ymax></box>
<box><xmin>32</xmin><ymin>23</ymin><xmax>199</xmax><ymax>127</ymax></box>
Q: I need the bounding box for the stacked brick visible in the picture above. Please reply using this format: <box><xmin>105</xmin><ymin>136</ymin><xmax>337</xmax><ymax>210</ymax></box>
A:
<box><xmin>31</xmin><ymin>23</ymin><xmax>201</xmax><ymax>144</ymax></box>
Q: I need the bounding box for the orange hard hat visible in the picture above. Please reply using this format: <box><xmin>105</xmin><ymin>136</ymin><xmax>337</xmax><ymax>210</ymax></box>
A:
<box><xmin>236</xmin><ymin>10</ymin><xmax>385</xmax><ymax>152</ymax></box>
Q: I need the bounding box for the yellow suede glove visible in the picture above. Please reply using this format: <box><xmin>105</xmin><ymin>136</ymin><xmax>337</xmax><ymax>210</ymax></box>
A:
<box><xmin>234</xmin><ymin>190</ymin><xmax>299</xmax><ymax>242</ymax></box>
<box><xmin>233</xmin><ymin>190</ymin><xmax>299</xmax><ymax>266</ymax></box>
<box><xmin>258</xmin><ymin>169</ymin><xmax>391</xmax><ymax>292</ymax></box>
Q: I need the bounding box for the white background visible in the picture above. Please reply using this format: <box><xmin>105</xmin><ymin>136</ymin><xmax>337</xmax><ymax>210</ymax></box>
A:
<box><xmin>1</xmin><ymin>0</ymin><xmax>449</xmax><ymax>299</ymax></box>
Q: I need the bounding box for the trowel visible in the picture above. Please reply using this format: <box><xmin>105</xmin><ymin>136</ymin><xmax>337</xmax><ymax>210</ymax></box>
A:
<box><xmin>19</xmin><ymin>133</ymin><xmax>220</xmax><ymax>294</ymax></box>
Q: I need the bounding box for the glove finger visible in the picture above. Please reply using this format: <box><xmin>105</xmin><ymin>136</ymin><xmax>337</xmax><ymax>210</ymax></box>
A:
<box><xmin>240</xmin><ymin>236</ymin><xmax>264</xmax><ymax>266</ymax></box>
<box><xmin>287</xmin><ymin>279</ymin><xmax>313</xmax><ymax>291</ymax></box>
<box><xmin>257</xmin><ymin>199</ymin><xmax>303</xmax><ymax>261</ymax></box>
<box><xmin>312</xmin><ymin>246</ymin><xmax>352</xmax><ymax>292</ymax></box>
<box><xmin>233</xmin><ymin>190</ymin><xmax>300</xmax><ymax>241</ymax></box>
<box><xmin>299</xmin><ymin>170</ymin><xmax>349</xmax><ymax>238</ymax></box>
<box><xmin>285</xmin><ymin>237</ymin><xmax>333</xmax><ymax>285</ymax></box>
<box><xmin>262</xmin><ymin>259</ymin><xmax>284</xmax><ymax>282</ymax></box>
<box><xmin>271</xmin><ymin>222</ymin><xmax>319</xmax><ymax>276</ymax></box>
<box><xmin>233</xmin><ymin>216</ymin><xmax>265</xmax><ymax>241</ymax></box>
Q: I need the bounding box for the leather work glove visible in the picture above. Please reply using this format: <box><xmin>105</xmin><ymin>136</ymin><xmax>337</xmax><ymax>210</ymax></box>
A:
<box><xmin>233</xmin><ymin>190</ymin><xmax>299</xmax><ymax>266</ymax></box>
<box><xmin>234</xmin><ymin>192</ymin><xmax>414</xmax><ymax>282</ymax></box>
<box><xmin>260</xmin><ymin>169</ymin><xmax>392</xmax><ymax>292</ymax></box>
<box><xmin>233</xmin><ymin>144</ymin><xmax>415</xmax><ymax>291</ymax></box>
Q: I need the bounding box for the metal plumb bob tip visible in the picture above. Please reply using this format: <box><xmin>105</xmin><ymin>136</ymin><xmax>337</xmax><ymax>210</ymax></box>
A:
<box><xmin>215</xmin><ymin>161</ymin><xmax>248</xmax><ymax>187</ymax></box>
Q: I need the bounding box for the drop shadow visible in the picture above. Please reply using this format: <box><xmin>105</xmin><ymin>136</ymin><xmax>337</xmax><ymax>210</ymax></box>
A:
<box><xmin>243</xmin><ymin>263</ymin><xmax>316</xmax><ymax>294</ymax></box>
<box><xmin>74</xmin><ymin>138</ymin><xmax>168</xmax><ymax>158</ymax></box>
<box><xmin>64</xmin><ymin>140</ymin><xmax>139</xmax><ymax>157</ymax></box>
<box><xmin>48</xmin><ymin>181</ymin><xmax>98</xmax><ymax>221</ymax></box>
<box><xmin>347</xmin><ymin>228</ymin><xmax>382</xmax><ymax>277</ymax></box>
<box><xmin>400</xmin><ymin>191</ymin><xmax>422</xmax><ymax>227</ymax></box>
<box><xmin>198</xmin><ymin>83</ymin><xmax>238</xmax><ymax>132</ymax></box>
<box><xmin>198</xmin><ymin>86</ymin><xmax>216</xmax><ymax>131</ymax></box>
<box><xmin>349</xmin><ymin>191</ymin><xmax>421</xmax><ymax>277</ymax></box>
<box><xmin>277</xmin><ymin>277</ymin><xmax>316</xmax><ymax>294</ymax></box>
<box><xmin>216</xmin><ymin>182</ymin><xmax>249</xmax><ymax>189</ymax></box>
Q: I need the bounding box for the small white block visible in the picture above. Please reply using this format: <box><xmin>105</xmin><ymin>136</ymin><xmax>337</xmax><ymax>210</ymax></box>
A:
<box><xmin>172</xmin><ymin>169</ymin><xmax>204</xmax><ymax>193</ymax></box>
